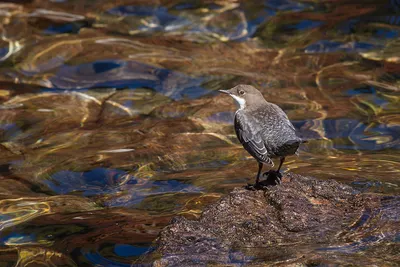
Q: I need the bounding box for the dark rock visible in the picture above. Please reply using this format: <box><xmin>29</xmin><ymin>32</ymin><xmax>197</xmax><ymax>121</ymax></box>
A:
<box><xmin>146</xmin><ymin>173</ymin><xmax>399</xmax><ymax>266</ymax></box>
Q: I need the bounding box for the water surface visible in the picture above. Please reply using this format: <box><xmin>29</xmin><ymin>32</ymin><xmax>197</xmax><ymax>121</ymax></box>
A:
<box><xmin>0</xmin><ymin>0</ymin><xmax>399</xmax><ymax>265</ymax></box>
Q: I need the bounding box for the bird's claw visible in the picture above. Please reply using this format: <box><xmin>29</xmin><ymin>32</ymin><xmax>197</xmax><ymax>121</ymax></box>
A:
<box><xmin>245</xmin><ymin>171</ymin><xmax>283</xmax><ymax>190</ymax></box>
<box><xmin>245</xmin><ymin>183</ymin><xmax>257</xmax><ymax>191</ymax></box>
<box><xmin>275</xmin><ymin>175</ymin><xmax>282</xmax><ymax>185</ymax></box>
<box><xmin>263</xmin><ymin>170</ymin><xmax>283</xmax><ymax>185</ymax></box>
<box><xmin>272</xmin><ymin>171</ymin><xmax>283</xmax><ymax>185</ymax></box>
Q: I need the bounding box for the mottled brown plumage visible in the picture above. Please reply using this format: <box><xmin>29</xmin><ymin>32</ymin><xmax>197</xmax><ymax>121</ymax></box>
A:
<box><xmin>220</xmin><ymin>84</ymin><xmax>303</xmax><ymax>185</ymax></box>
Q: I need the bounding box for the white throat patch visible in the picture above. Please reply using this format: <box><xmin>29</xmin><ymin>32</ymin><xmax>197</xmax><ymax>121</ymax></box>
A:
<box><xmin>230</xmin><ymin>94</ymin><xmax>246</xmax><ymax>110</ymax></box>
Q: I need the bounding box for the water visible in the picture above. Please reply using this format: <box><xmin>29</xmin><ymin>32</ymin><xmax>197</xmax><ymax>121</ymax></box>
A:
<box><xmin>0</xmin><ymin>0</ymin><xmax>399</xmax><ymax>265</ymax></box>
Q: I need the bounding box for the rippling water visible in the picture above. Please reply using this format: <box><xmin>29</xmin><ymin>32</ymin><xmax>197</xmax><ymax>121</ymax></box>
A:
<box><xmin>0</xmin><ymin>0</ymin><xmax>399</xmax><ymax>265</ymax></box>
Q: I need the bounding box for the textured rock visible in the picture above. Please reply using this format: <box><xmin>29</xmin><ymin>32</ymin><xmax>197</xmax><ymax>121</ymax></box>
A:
<box><xmin>148</xmin><ymin>173</ymin><xmax>399</xmax><ymax>266</ymax></box>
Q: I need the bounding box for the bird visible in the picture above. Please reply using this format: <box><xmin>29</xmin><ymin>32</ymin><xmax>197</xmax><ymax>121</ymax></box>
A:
<box><xmin>219</xmin><ymin>84</ymin><xmax>304</xmax><ymax>186</ymax></box>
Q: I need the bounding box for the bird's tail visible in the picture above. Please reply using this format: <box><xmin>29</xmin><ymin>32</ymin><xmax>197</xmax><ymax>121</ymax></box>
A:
<box><xmin>284</xmin><ymin>139</ymin><xmax>306</xmax><ymax>156</ymax></box>
<box><xmin>286</xmin><ymin>139</ymin><xmax>304</xmax><ymax>146</ymax></box>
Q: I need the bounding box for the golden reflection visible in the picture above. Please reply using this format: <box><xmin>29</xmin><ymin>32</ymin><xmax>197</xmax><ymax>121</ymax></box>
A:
<box><xmin>16</xmin><ymin>248</ymin><xmax>77</xmax><ymax>267</ymax></box>
<box><xmin>0</xmin><ymin>199</ymin><xmax>51</xmax><ymax>231</ymax></box>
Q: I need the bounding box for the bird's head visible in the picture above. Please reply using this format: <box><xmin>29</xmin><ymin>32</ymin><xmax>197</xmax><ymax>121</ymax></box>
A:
<box><xmin>219</xmin><ymin>84</ymin><xmax>265</xmax><ymax>110</ymax></box>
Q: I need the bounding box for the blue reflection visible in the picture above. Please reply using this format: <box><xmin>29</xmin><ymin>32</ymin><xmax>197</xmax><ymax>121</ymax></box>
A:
<box><xmin>93</xmin><ymin>61</ymin><xmax>122</xmax><ymax>74</ymax></box>
<box><xmin>323</xmin><ymin>119</ymin><xmax>400</xmax><ymax>150</ymax></box>
<box><xmin>323</xmin><ymin>119</ymin><xmax>359</xmax><ymax>139</ymax></box>
<box><xmin>45</xmin><ymin>168</ymin><xmax>202</xmax><ymax>207</ymax></box>
<box><xmin>346</xmin><ymin>86</ymin><xmax>376</xmax><ymax>96</ymax></box>
<box><xmin>82</xmin><ymin>243</ymin><xmax>153</xmax><ymax>266</ymax></box>
<box><xmin>50</xmin><ymin>60</ymin><xmax>210</xmax><ymax>100</ymax></box>
<box><xmin>0</xmin><ymin>123</ymin><xmax>22</xmax><ymax>140</ymax></box>
<box><xmin>347</xmin><ymin>86</ymin><xmax>388</xmax><ymax>106</ymax></box>
<box><xmin>375</xmin><ymin>28</ymin><xmax>399</xmax><ymax>38</ymax></box>
<box><xmin>44</xmin><ymin>24</ymin><xmax>74</xmax><ymax>34</ymax></box>
<box><xmin>84</xmin><ymin>251</ymin><xmax>131</xmax><ymax>267</ymax></box>
<box><xmin>0</xmin><ymin>233</ymin><xmax>36</xmax><ymax>245</ymax></box>
<box><xmin>0</xmin><ymin>47</ymin><xmax>8</xmax><ymax>59</ymax></box>
<box><xmin>246</xmin><ymin>11</ymin><xmax>275</xmax><ymax>38</ymax></box>
<box><xmin>46</xmin><ymin>168</ymin><xmax>129</xmax><ymax>196</ymax></box>
<box><xmin>43</xmin><ymin>21</ymin><xmax>90</xmax><ymax>35</ymax></box>
<box><xmin>173</xmin><ymin>3</ymin><xmax>222</xmax><ymax>10</ymax></box>
<box><xmin>305</xmin><ymin>40</ymin><xmax>378</xmax><ymax>53</ymax></box>
<box><xmin>114</xmin><ymin>244</ymin><xmax>151</xmax><ymax>257</ymax></box>
<box><xmin>288</xmin><ymin>20</ymin><xmax>323</xmax><ymax>30</ymax></box>
<box><xmin>109</xmin><ymin>6</ymin><xmax>163</xmax><ymax>17</ymax></box>
<box><xmin>264</xmin><ymin>0</ymin><xmax>311</xmax><ymax>12</ymax></box>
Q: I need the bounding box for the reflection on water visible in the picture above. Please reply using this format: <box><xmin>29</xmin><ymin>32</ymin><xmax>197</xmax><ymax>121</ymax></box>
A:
<box><xmin>0</xmin><ymin>0</ymin><xmax>399</xmax><ymax>265</ymax></box>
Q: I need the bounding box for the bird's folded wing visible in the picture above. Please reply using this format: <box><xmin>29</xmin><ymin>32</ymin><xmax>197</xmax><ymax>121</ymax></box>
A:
<box><xmin>237</xmin><ymin>128</ymin><xmax>274</xmax><ymax>166</ymax></box>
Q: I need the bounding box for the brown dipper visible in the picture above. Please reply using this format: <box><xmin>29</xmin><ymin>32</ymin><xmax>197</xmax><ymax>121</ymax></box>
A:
<box><xmin>219</xmin><ymin>84</ymin><xmax>304</xmax><ymax>186</ymax></box>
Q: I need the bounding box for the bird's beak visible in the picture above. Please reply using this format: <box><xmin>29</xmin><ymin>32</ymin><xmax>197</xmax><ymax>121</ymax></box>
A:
<box><xmin>218</xmin><ymin>90</ymin><xmax>230</xmax><ymax>94</ymax></box>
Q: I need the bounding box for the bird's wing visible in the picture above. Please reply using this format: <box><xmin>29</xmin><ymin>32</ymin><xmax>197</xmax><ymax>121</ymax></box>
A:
<box><xmin>234</xmin><ymin>115</ymin><xmax>274</xmax><ymax>166</ymax></box>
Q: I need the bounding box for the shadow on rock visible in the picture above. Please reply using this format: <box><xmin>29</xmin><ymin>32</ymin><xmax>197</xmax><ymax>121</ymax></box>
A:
<box><xmin>142</xmin><ymin>173</ymin><xmax>399</xmax><ymax>266</ymax></box>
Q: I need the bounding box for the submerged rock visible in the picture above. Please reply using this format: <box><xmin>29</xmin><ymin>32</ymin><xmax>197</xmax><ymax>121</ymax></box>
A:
<box><xmin>148</xmin><ymin>173</ymin><xmax>399</xmax><ymax>266</ymax></box>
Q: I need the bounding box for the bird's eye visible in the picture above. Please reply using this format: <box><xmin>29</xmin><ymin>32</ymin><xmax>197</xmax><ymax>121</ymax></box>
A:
<box><xmin>239</xmin><ymin>90</ymin><xmax>245</xmax><ymax>95</ymax></box>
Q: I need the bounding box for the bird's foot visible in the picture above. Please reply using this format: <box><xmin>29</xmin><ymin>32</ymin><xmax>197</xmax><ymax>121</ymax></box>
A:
<box><xmin>262</xmin><ymin>170</ymin><xmax>283</xmax><ymax>185</ymax></box>
<box><xmin>245</xmin><ymin>171</ymin><xmax>283</xmax><ymax>191</ymax></box>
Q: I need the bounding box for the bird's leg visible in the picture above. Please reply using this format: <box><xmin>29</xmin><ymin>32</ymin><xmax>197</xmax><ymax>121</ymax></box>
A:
<box><xmin>245</xmin><ymin>162</ymin><xmax>263</xmax><ymax>190</ymax></box>
<box><xmin>276</xmin><ymin>157</ymin><xmax>285</xmax><ymax>173</ymax></box>
<box><xmin>262</xmin><ymin>157</ymin><xmax>285</xmax><ymax>185</ymax></box>
<box><xmin>256</xmin><ymin>162</ymin><xmax>263</xmax><ymax>184</ymax></box>
<box><xmin>272</xmin><ymin>157</ymin><xmax>285</xmax><ymax>184</ymax></box>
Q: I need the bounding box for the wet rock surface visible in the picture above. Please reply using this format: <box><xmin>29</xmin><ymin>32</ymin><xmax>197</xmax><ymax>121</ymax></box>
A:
<box><xmin>150</xmin><ymin>173</ymin><xmax>399</xmax><ymax>266</ymax></box>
